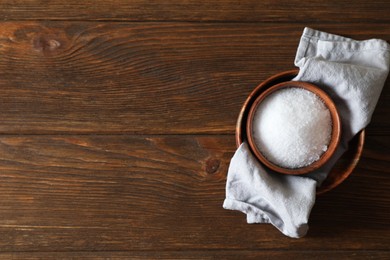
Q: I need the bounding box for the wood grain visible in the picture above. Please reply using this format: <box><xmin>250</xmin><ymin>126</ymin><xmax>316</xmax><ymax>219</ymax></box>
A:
<box><xmin>1</xmin><ymin>251</ymin><xmax>389</xmax><ymax>260</ymax></box>
<box><xmin>0</xmin><ymin>135</ymin><xmax>388</xmax><ymax>252</ymax></box>
<box><xmin>0</xmin><ymin>22</ymin><xmax>389</xmax><ymax>134</ymax></box>
<box><xmin>1</xmin><ymin>1</ymin><xmax>389</xmax><ymax>257</ymax></box>
<box><xmin>1</xmin><ymin>1</ymin><xmax>390</xmax><ymax>23</ymax></box>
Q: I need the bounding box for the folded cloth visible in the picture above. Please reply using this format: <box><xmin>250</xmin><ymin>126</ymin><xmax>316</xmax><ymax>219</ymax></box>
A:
<box><xmin>223</xmin><ymin>27</ymin><xmax>390</xmax><ymax>238</ymax></box>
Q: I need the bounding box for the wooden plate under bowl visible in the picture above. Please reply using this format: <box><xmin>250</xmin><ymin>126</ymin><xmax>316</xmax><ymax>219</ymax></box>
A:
<box><xmin>236</xmin><ymin>70</ymin><xmax>365</xmax><ymax>195</ymax></box>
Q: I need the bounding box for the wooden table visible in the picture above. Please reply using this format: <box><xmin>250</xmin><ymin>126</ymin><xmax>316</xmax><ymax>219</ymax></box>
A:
<box><xmin>0</xmin><ymin>1</ymin><xmax>389</xmax><ymax>259</ymax></box>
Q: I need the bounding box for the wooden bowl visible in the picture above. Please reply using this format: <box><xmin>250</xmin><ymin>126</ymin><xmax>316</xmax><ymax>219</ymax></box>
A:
<box><xmin>236</xmin><ymin>70</ymin><xmax>365</xmax><ymax>194</ymax></box>
<box><xmin>246</xmin><ymin>81</ymin><xmax>341</xmax><ymax>175</ymax></box>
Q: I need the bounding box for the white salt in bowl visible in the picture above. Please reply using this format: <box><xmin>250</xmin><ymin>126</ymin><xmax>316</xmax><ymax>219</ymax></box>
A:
<box><xmin>246</xmin><ymin>81</ymin><xmax>341</xmax><ymax>175</ymax></box>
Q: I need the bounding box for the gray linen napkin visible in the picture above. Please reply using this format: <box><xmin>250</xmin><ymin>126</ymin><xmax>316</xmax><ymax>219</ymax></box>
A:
<box><xmin>223</xmin><ymin>27</ymin><xmax>390</xmax><ymax>238</ymax></box>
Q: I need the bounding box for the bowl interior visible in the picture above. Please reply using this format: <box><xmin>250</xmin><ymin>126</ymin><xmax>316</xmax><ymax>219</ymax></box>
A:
<box><xmin>246</xmin><ymin>81</ymin><xmax>341</xmax><ymax>175</ymax></box>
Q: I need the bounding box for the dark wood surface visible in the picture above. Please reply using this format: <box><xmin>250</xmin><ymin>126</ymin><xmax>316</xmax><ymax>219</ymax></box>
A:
<box><xmin>0</xmin><ymin>1</ymin><xmax>389</xmax><ymax>259</ymax></box>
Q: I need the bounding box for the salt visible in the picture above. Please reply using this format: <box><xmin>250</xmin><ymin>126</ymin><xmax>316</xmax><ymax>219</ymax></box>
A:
<box><xmin>252</xmin><ymin>87</ymin><xmax>332</xmax><ymax>169</ymax></box>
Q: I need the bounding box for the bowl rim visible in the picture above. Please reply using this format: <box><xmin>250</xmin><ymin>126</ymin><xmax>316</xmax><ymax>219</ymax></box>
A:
<box><xmin>246</xmin><ymin>81</ymin><xmax>342</xmax><ymax>175</ymax></box>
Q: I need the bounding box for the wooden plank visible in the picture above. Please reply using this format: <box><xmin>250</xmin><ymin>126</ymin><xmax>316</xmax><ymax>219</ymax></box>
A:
<box><xmin>1</xmin><ymin>1</ymin><xmax>390</xmax><ymax>23</ymax></box>
<box><xmin>0</xmin><ymin>135</ymin><xmax>388</xmax><ymax>251</ymax></box>
<box><xmin>1</xmin><ymin>250</ymin><xmax>389</xmax><ymax>259</ymax></box>
<box><xmin>0</xmin><ymin>22</ymin><xmax>389</xmax><ymax>134</ymax></box>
